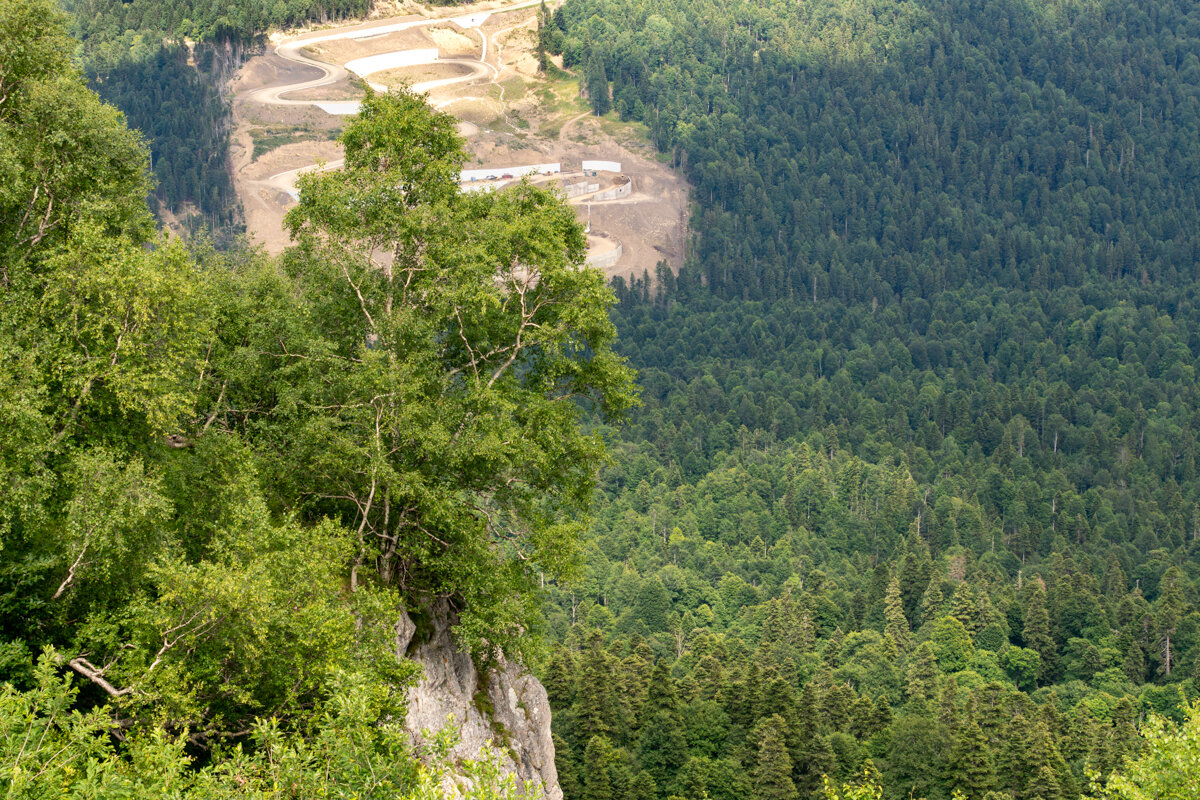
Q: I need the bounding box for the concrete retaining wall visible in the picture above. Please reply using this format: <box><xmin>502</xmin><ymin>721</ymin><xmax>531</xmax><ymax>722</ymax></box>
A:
<box><xmin>593</xmin><ymin>179</ymin><xmax>632</xmax><ymax>201</ymax></box>
<box><xmin>586</xmin><ymin>241</ymin><xmax>623</xmax><ymax>269</ymax></box>
<box><xmin>346</xmin><ymin>48</ymin><xmax>440</xmax><ymax>78</ymax></box>
<box><xmin>582</xmin><ymin>160</ymin><xmax>622</xmax><ymax>173</ymax></box>
<box><xmin>460</xmin><ymin>162</ymin><xmax>560</xmax><ymax>182</ymax></box>
<box><xmin>561</xmin><ymin>181</ymin><xmax>600</xmax><ymax>198</ymax></box>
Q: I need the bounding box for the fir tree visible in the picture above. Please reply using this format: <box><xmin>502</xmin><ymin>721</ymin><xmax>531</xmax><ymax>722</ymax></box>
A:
<box><xmin>951</xmin><ymin>582</ymin><xmax>985</xmax><ymax>635</ymax></box>
<box><xmin>574</xmin><ymin>631</ymin><xmax>619</xmax><ymax>744</ymax></box>
<box><xmin>792</xmin><ymin>685</ymin><xmax>835</xmax><ymax>797</ymax></box>
<box><xmin>1022</xmin><ymin>764</ymin><xmax>1063</xmax><ymax>800</ymax></box>
<box><xmin>939</xmin><ymin>676</ymin><xmax>960</xmax><ymax>733</ymax></box>
<box><xmin>535</xmin><ymin>0</ymin><xmax>550</xmax><ymax>71</ymax></box>
<box><xmin>585</xmin><ymin>48</ymin><xmax>610</xmax><ymax>115</ymax></box>
<box><xmin>554</xmin><ymin>734</ymin><xmax>583</xmax><ymax>800</ymax></box>
<box><xmin>637</xmin><ymin>709</ymin><xmax>688</xmax><ymax>793</ymax></box>
<box><xmin>581</xmin><ymin>736</ymin><xmax>615</xmax><ymax>800</ymax></box>
<box><xmin>1154</xmin><ymin>566</ymin><xmax>1185</xmax><ymax>677</ymax></box>
<box><xmin>905</xmin><ymin>641</ymin><xmax>939</xmax><ymax>703</ymax></box>
<box><xmin>885</xmin><ymin>573</ymin><xmax>912</xmax><ymax>649</ymax></box>
<box><xmin>1021</xmin><ymin>581</ymin><xmax>1056</xmax><ymax>683</ymax></box>
<box><xmin>694</xmin><ymin>655</ymin><xmax>726</xmax><ymax>702</ymax></box>
<box><xmin>752</xmin><ymin>715</ymin><xmax>799</xmax><ymax>800</ymax></box>
<box><xmin>921</xmin><ymin>572</ymin><xmax>946</xmax><ymax>626</ymax></box>
<box><xmin>948</xmin><ymin>702</ymin><xmax>996</xmax><ymax>798</ymax></box>
<box><xmin>544</xmin><ymin>649</ymin><xmax>576</xmax><ymax>709</ymax></box>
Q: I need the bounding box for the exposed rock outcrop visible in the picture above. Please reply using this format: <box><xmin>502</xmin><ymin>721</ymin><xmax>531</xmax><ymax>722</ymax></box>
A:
<box><xmin>396</xmin><ymin>606</ymin><xmax>561</xmax><ymax>800</ymax></box>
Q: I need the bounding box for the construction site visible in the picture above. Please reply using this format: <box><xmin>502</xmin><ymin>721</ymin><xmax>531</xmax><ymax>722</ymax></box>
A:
<box><xmin>228</xmin><ymin>0</ymin><xmax>689</xmax><ymax>283</ymax></box>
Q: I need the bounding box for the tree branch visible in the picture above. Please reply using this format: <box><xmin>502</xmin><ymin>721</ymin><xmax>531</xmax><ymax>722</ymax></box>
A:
<box><xmin>52</xmin><ymin>535</ymin><xmax>91</xmax><ymax>600</ymax></box>
<box><xmin>68</xmin><ymin>658</ymin><xmax>134</xmax><ymax>698</ymax></box>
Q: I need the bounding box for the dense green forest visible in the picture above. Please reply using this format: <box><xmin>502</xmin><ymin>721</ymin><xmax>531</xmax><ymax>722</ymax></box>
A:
<box><xmin>90</xmin><ymin>43</ymin><xmax>240</xmax><ymax>233</ymax></box>
<box><xmin>557</xmin><ymin>0</ymin><xmax>1200</xmax><ymax>300</ymax></box>
<box><xmin>539</xmin><ymin>0</ymin><xmax>1200</xmax><ymax>798</ymax></box>
<box><xmin>1</xmin><ymin>0</ymin><xmax>633</xmax><ymax>792</ymax></box>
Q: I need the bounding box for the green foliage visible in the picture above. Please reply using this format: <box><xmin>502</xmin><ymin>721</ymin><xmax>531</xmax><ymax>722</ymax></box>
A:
<box><xmin>254</xmin><ymin>89</ymin><xmax>638</xmax><ymax>652</ymax></box>
<box><xmin>752</xmin><ymin>715</ymin><xmax>798</xmax><ymax>800</ymax></box>
<box><xmin>931</xmin><ymin>616</ymin><xmax>977</xmax><ymax>674</ymax></box>
<box><xmin>823</xmin><ymin>768</ymin><xmax>885</xmax><ymax>800</ymax></box>
<box><xmin>539</xmin><ymin>0</ymin><xmax>1200</xmax><ymax>798</ymax></box>
<box><xmin>584</xmin><ymin>48</ymin><xmax>610</xmax><ymax>116</ymax></box>
<box><xmin>559</xmin><ymin>0</ymin><xmax>1200</xmax><ymax>302</ymax></box>
<box><xmin>1089</xmin><ymin>703</ymin><xmax>1200</xmax><ymax>800</ymax></box>
<box><xmin>2</xmin><ymin>3</ymin><xmax>628</xmax><ymax>790</ymax></box>
<box><xmin>0</xmin><ymin>655</ymin><xmax>532</xmax><ymax>798</ymax></box>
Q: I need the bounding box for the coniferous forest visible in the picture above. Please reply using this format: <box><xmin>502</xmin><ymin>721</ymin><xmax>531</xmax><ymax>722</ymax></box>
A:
<box><xmin>537</xmin><ymin>0</ymin><xmax>1200</xmax><ymax>799</ymax></box>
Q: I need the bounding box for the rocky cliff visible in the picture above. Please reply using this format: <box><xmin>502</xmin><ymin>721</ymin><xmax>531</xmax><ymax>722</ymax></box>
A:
<box><xmin>396</xmin><ymin>607</ymin><xmax>562</xmax><ymax>800</ymax></box>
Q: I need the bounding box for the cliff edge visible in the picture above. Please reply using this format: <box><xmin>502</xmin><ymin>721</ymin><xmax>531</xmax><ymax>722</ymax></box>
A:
<box><xmin>396</xmin><ymin>607</ymin><xmax>562</xmax><ymax>800</ymax></box>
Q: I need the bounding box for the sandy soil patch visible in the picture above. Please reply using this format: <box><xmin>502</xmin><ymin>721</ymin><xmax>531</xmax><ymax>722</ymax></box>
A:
<box><xmin>375</xmin><ymin>62</ymin><xmax>476</xmax><ymax>89</ymax></box>
<box><xmin>428</xmin><ymin>27</ymin><xmax>480</xmax><ymax>57</ymax></box>
<box><xmin>478</xmin><ymin>8</ymin><xmax>540</xmax><ymax>76</ymax></box>
<box><xmin>233</xmin><ymin>52</ymin><xmax>325</xmax><ymax>94</ymax></box>
<box><xmin>238</xmin><ymin>138</ymin><xmax>344</xmax><ymax>253</ymax></box>
<box><xmin>282</xmin><ymin>79</ymin><xmax>365</xmax><ymax>100</ymax></box>
<box><xmin>301</xmin><ymin>28</ymin><xmax>434</xmax><ymax>66</ymax></box>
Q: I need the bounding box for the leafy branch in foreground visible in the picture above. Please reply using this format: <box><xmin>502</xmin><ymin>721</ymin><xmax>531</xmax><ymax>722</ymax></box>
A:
<box><xmin>1087</xmin><ymin>702</ymin><xmax>1200</xmax><ymax>800</ymax></box>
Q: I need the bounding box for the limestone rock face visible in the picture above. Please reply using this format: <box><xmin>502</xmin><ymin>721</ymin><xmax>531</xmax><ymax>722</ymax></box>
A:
<box><xmin>396</xmin><ymin>606</ymin><xmax>562</xmax><ymax>800</ymax></box>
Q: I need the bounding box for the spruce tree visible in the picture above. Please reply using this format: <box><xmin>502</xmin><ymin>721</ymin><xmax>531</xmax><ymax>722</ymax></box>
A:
<box><xmin>1154</xmin><ymin>566</ymin><xmax>1185</xmax><ymax>677</ymax></box>
<box><xmin>885</xmin><ymin>573</ymin><xmax>913</xmax><ymax>649</ymax></box>
<box><xmin>905</xmin><ymin>641</ymin><xmax>939</xmax><ymax>703</ymax></box>
<box><xmin>823</xmin><ymin>681</ymin><xmax>855</xmax><ymax>733</ymax></box>
<box><xmin>1021</xmin><ymin>581</ymin><xmax>1056</xmax><ymax>683</ymax></box>
<box><xmin>921</xmin><ymin>572</ymin><xmax>946</xmax><ymax>626</ymax></box>
<box><xmin>792</xmin><ymin>685</ymin><xmax>835</xmax><ymax>797</ymax></box>
<box><xmin>753</xmin><ymin>716</ymin><xmax>799</xmax><ymax>800</ymax></box>
<box><xmin>554</xmin><ymin>733</ymin><xmax>583</xmax><ymax>800</ymax></box>
<box><xmin>574</xmin><ymin>631</ymin><xmax>618</xmax><ymax>744</ymax></box>
<box><xmin>585</xmin><ymin>48</ymin><xmax>610</xmax><ymax>115</ymax></box>
<box><xmin>950</xmin><ymin>582</ymin><xmax>985</xmax><ymax>635</ymax></box>
<box><xmin>637</xmin><ymin>709</ymin><xmax>688</xmax><ymax>793</ymax></box>
<box><xmin>581</xmin><ymin>736</ymin><xmax>615</xmax><ymax>800</ymax></box>
<box><xmin>535</xmin><ymin>0</ymin><xmax>550</xmax><ymax>71</ymax></box>
<box><xmin>998</xmin><ymin>713</ymin><xmax>1033</xmax><ymax>798</ymax></box>
<box><xmin>1022</xmin><ymin>764</ymin><xmax>1063</xmax><ymax>800</ymax></box>
<box><xmin>939</xmin><ymin>676</ymin><xmax>960</xmax><ymax>733</ymax></box>
<box><xmin>948</xmin><ymin>703</ymin><xmax>996</xmax><ymax>798</ymax></box>
<box><xmin>695</xmin><ymin>655</ymin><xmax>726</xmax><ymax>702</ymax></box>
<box><xmin>544</xmin><ymin>649</ymin><xmax>576</xmax><ymax>709</ymax></box>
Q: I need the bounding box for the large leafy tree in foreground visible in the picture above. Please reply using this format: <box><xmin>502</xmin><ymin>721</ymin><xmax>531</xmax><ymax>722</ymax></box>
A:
<box><xmin>215</xmin><ymin>87</ymin><xmax>638</xmax><ymax>651</ymax></box>
<box><xmin>0</xmin><ymin>0</ymin><xmax>633</xmax><ymax>787</ymax></box>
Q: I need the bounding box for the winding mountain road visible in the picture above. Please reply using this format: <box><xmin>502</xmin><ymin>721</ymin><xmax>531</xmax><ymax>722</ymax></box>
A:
<box><xmin>245</xmin><ymin>0</ymin><xmax>542</xmax><ymax>194</ymax></box>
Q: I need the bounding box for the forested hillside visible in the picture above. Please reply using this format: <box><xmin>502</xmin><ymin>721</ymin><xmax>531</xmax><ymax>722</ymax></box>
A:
<box><xmin>557</xmin><ymin>0</ymin><xmax>1200</xmax><ymax>300</ymax></box>
<box><xmin>540</xmin><ymin>0</ymin><xmax>1200</xmax><ymax>798</ymax></box>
